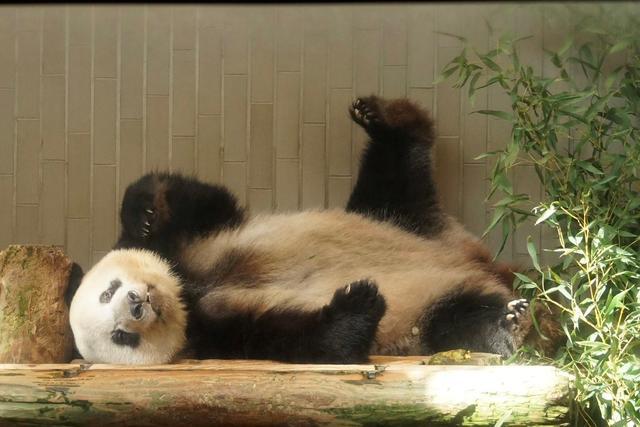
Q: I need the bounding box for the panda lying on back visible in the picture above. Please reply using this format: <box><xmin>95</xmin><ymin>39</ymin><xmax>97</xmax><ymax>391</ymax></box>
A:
<box><xmin>70</xmin><ymin>96</ymin><xmax>559</xmax><ymax>364</ymax></box>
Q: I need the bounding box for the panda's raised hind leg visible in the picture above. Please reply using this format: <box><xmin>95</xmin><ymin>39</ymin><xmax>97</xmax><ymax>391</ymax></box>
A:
<box><xmin>346</xmin><ymin>96</ymin><xmax>444</xmax><ymax>237</ymax></box>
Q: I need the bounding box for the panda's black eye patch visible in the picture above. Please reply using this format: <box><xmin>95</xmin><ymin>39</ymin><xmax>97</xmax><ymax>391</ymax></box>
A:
<box><xmin>100</xmin><ymin>279</ymin><xmax>122</xmax><ymax>303</ymax></box>
<box><xmin>111</xmin><ymin>329</ymin><xmax>140</xmax><ymax>348</ymax></box>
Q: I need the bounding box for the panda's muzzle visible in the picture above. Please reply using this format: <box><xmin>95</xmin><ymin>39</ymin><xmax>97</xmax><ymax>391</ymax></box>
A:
<box><xmin>127</xmin><ymin>290</ymin><xmax>146</xmax><ymax>320</ymax></box>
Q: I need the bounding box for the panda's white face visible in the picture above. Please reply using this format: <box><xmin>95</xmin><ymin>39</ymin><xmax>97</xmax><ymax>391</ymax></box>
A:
<box><xmin>70</xmin><ymin>249</ymin><xmax>187</xmax><ymax>364</ymax></box>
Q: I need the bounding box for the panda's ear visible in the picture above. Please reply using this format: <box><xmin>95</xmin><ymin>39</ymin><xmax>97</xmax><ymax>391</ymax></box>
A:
<box><xmin>65</xmin><ymin>262</ymin><xmax>85</xmax><ymax>307</ymax></box>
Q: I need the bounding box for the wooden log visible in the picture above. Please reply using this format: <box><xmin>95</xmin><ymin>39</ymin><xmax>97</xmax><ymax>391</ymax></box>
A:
<box><xmin>0</xmin><ymin>245</ymin><xmax>74</xmax><ymax>363</ymax></box>
<box><xmin>0</xmin><ymin>357</ymin><xmax>574</xmax><ymax>426</ymax></box>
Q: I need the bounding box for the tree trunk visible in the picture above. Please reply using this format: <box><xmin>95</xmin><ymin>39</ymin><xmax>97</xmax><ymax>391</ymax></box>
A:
<box><xmin>0</xmin><ymin>245</ymin><xmax>74</xmax><ymax>363</ymax></box>
<box><xmin>0</xmin><ymin>356</ymin><xmax>574</xmax><ymax>426</ymax></box>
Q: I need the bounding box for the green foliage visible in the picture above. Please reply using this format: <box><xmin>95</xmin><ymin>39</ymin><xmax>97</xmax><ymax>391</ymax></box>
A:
<box><xmin>439</xmin><ymin>4</ymin><xmax>640</xmax><ymax>426</ymax></box>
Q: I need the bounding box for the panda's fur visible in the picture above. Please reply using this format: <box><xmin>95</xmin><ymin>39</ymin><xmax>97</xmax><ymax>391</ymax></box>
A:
<box><xmin>70</xmin><ymin>96</ymin><xmax>560</xmax><ymax>365</ymax></box>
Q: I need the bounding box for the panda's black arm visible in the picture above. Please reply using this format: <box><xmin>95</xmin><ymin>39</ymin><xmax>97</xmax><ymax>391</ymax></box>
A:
<box><xmin>248</xmin><ymin>280</ymin><xmax>386</xmax><ymax>363</ymax></box>
<box><xmin>192</xmin><ymin>280</ymin><xmax>386</xmax><ymax>364</ymax></box>
<box><xmin>114</xmin><ymin>172</ymin><xmax>245</xmax><ymax>262</ymax></box>
<box><xmin>346</xmin><ymin>96</ymin><xmax>445</xmax><ymax>237</ymax></box>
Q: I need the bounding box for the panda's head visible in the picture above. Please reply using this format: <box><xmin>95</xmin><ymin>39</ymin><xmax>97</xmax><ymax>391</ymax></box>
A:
<box><xmin>70</xmin><ymin>249</ymin><xmax>187</xmax><ymax>364</ymax></box>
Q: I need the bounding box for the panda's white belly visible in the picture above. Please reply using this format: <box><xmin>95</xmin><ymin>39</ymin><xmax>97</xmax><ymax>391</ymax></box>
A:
<box><xmin>181</xmin><ymin>209</ymin><xmax>509</xmax><ymax>354</ymax></box>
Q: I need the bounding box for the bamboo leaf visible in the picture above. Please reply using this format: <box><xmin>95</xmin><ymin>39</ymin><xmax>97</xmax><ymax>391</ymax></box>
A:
<box><xmin>610</xmin><ymin>40</ymin><xmax>631</xmax><ymax>54</ymax></box>
<box><xmin>527</xmin><ymin>237</ymin><xmax>541</xmax><ymax>271</ymax></box>
<box><xmin>474</xmin><ymin>109</ymin><xmax>513</xmax><ymax>121</ymax></box>
<box><xmin>535</xmin><ymin>205</ymin><xmax>557</xmax><ymax>225</ymax></box>
<box><xmin>479</xmin><ymin>55</ymin><xmax>502</xmax><ymax>72</ymax></box>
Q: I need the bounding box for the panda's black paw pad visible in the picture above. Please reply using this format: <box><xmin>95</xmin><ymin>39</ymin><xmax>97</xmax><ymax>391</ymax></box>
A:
<box><xmin>349</xmin><ymin>98</ymin><xmax>382</xmax><ymax>131</ymax></box>
<box><xmin>504</xmin><ymin>298</ymin><xmax>529</xmax><ymax>330</ymax></box>
<box><xmin>329</xmin><ymin>280</ymin><xmax>386</xmax><ymax>318</ymax></box>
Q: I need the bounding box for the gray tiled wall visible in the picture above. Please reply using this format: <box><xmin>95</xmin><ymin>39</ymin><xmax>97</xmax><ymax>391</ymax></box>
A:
<box><xmin>0</xmin><ymin>4</ymin><xmax>558</xmax><ymax>270</ymax></box>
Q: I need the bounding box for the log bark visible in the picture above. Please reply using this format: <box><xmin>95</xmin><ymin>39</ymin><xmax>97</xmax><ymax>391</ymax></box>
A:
<box><xmin>0</xmin><ymin>245</ymin><xmax>74</xmax><ymax>363</ymax></box>
<box><xmin>0</xmin><ymin>356</ymin><xmax>574</xmax><ymax>426</ymax></box>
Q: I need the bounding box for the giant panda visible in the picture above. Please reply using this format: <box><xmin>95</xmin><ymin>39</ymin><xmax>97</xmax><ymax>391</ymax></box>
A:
<box><xmin>70</xmin><ymin>96</ymin><xmax>559</xmax><ymax>365</ymax></box>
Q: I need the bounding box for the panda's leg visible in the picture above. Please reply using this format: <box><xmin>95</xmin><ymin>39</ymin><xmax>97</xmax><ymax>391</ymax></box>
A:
<box><xmin>240</xmin><ymin>280</ymin><xmax>386</xmax><ymax>363</ymax></box>
<box><xmin>346</xmin><ymin>96</ymin><xmax>444</xmax><ymax>237</ymax></box>
<box><xmin>421</xmin><ymin>289</ymin><xmax>530</xmax><ymax>358</ymax></box>
<box><xmin>115</xmin><ymin>172</ymin><xmax>245</xmax><ymax>261</ymax></box>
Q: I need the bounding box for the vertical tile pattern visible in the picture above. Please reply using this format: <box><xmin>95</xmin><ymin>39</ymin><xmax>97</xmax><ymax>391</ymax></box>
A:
<box><xmin>92</xmin><ymin>165</ymin><xmax>117</xmax><ymax>251</ymax></box>
<box><xmin>408</xmin><ymin>6</ymin><xmax>435</xmax><ymax>87</ymax></box>
<box><xmin>276</xmin><ymin>8</ymin><xmax>302</xmax><ymax>72</ymax></box>
<box><xmin>249</xmin><ymin>104</ymin><xmax>273</xmax><ymax>189</ymax></box>
<box><xmin>67</xmin><ymin>218</ymin><xmax>91</xmax><ymax>270</ymax></box>
<box><xmin>40</xmin><ymin>162</ymin><xmax>65</xmax><ymax>246</ymax></box>
<box><xmin>172</xmin><ymin>50</ymin><xmax>196</xmax><ymax>136</ymax></box>
<box><xmin>0</xmin><ymin>176</ymin><xmax>13</xmax><ymax>248</ymax></box>
<box><xmin>328</xmin><ymin>89</ymin><xmax>352</xmax><ymax>177</ymax></box>
<box><xmin>42</xmin><ymin>76</ymin><xmax>66</xmax><ymax>160</ymax></box>
<box><xmin>248</xmin><ymin>189</ymin><xmax>273</xmax><ymax>214</ymax></box>
<box><xmin>42</xmin><ymin>7</ymin><xmax>66</xmax><ymax>75</ymax></box>
<box><xmin>93</xmin><ymin>78</ymin><xmax>117</xmax><ymax>164</ymax></box>
<box><xmin>275</xmin><ymin>72</ymin><xmax>300</xmax><ymax>159</ymax></box>
<box><xmin>172</xmin><ymin>137</ymin><xmax>195</xmax><ymax>174</ymax></box>
<box><xmin>223</xmin><ymin>10</ymin><xmax>249</xmax><ymax>75</ymax></box>
<box><xmin>302</xmin><ymin>30</ymin><xmax>327</xmax><ymax>124</ymax></box>
<box><xmin>15</xmin><ymin>205</ymin><xmax>39</xmax><ymax>244</ymax></box>
<box><xmin>93</xmin><ymin>7</ymin><xmax>118</xmax><ymax>78</ymax></box>
<box><xmin>16</xmin><ymin>18</ymin><xmax>41</xmax><ymax>118</ymax></box>
<box><xmin>16</xmin><ymin>120</ymin><xmax>40</xmax><ymax>205</ymax></box>
<box><xmin>119</xmin><ymin>120</ymin><xmax>143</xmax><ymax>201</ymax></box>
<box><xmin>434</xmin><ymin>137</ymin><xmax>461</xmax><ymax>219</ymax></box>
<box><xmin>197</xmin><ymin>115</ymin><xmax>222</xmax><ymax>183</ymax></box>
<box><xmin>301</xmin><ymin>124</ymin><xmax>326</xmax><ymax>209</ymax></box>
<box><xmin>0</xmin><ymin>9</ymin><xmax>16</xmax><ymax>89</ymax></box>
<box><xmin>0</xmin><ymin>4</ymin><xmax>557</xmax><ymax>267</ymax></box>
<box><xmin>67</xmin><ymin>133</ymin><xmax>91</xmax><ymax>218</ymax></box>
<box><xmin>275</xmin><ymin>159</ymin><xmax>299</xmax><ymax>212</ymax></box>
<box><xmin>68</xmin><ymin>42</ymin><xmax>92</xmax><ymax>133</ymax></box>
<box><xmin>120</xmin><ymin>6</ymin><xmax>144</xmax><ymax>119</ymax></box>
<box><xmin>327</xmin><ymin>7</ymin><xmax>352</xmax><ymax>89</ymax></box>
<box><xmin>0</xmin><ymin>12</ymin><xmax>15</xmax><ymax>179</ymax></box>
<box><xmin>146</xmin><ymin>96</ymin><xmax>170</xmax><ymax>170</ymax></box>
<box><xmin>223</xmin><ymin>75</ymin><xmax>248</xmax><ymax>162</ymax></box>
<box><xmin>250</xmin><ymin>10</ymin><xmax>275</xmax><ymax>104</ymax></box>
<box><xmin>146</xmin><ymin>8</ymin><xmax>171</xmax><ymax>96</ymax></box>
<box><xmin>0</xmin><ymin>89</ymin><xmax>15</xmax><ymax>174</ymax></box>
<box><xmin>198</xmin><ymin>25</ymin><xmax>222</xmax><ymax>115</ymax></box>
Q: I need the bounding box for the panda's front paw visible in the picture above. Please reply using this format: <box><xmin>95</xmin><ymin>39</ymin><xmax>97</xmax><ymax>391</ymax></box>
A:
<box><xmin>120</xmin><ymin>193</ymin><xmax>160</xmax><ymax>242</ymax></box>
<box><xmin>328</xmin><ymin>279</ymin><xmax>386</xmax><ymax>319</ymax></box>
<box><xmin>503</xmin><ymin>298</ymin><xmax>529</xmax><ymax>332</ymax></box>
<box><xmin>319</xmin><ymin>280</ymin><xmax>386</xmax><ymax>363</ymax></box>
<box><xmin>349</xmin><ymin>97</ymin><xmax>384</xmax><ymax>134</ymax></box>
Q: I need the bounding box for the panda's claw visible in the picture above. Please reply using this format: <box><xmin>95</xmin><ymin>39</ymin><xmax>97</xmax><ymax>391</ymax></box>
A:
<box><xmin>138</xmin><ymin>207</ymin><xmax>156</xmax><ymax>239</ymax></box>
<box><xmin>349</xmin><ymin>97</ymin><xmax>382</xmax><ymax>132</ymax></box>
<box><xmin>507</xmin><ymin>298</ymin><xmax>529</xmax><ymax>314</ymax></box>
<box><xmin>504</xmin><ymin>298</ymin><xmax>529</xmax><ymax>330</ymax></box>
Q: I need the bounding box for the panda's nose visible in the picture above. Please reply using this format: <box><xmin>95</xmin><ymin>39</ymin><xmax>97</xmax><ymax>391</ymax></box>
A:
<box><xmin>127</xmin><ymin>291</ymin><xmax>144</xmax><ymax>320</ymax></box>
<box><xmin>127</xmin><ymin>290</ymin><xmax>141</xmax><ymax>303</ymax></box>
<box><xmin>131</xmin><ymin>303</ymin><xmax>144</xmax><ymax>320</ymax></box>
